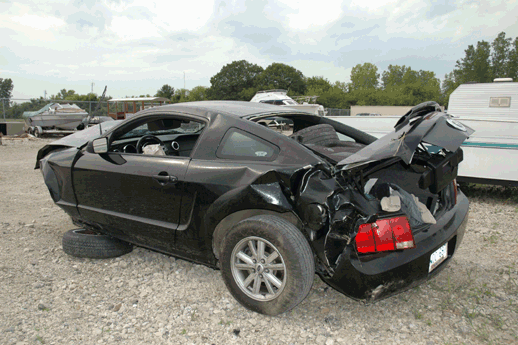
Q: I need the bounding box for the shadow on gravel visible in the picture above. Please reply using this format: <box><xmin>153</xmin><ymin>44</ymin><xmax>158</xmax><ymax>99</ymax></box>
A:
<box><xmin>459</xmin><ymin>183</ymin><xmax>518</xmax><ymax>204</ymax></box>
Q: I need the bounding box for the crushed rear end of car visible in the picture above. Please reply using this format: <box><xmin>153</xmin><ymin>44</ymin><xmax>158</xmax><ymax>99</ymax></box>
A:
<box><xmin>294</xmin><ymin>103</ymin><xmax>473</xmax><ymax>301</ymax></box>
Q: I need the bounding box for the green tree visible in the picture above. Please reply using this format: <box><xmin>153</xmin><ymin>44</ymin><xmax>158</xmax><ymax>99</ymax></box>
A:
<box><xmin>255</xmin><ymin>63</ymin><xmax>307</xmax><ymax>95</ymax></box>
<box><xmin>0</xmin><ymin>78</ymin><xmax>14</xmax><ymax>109</ymax></box>
<box><xmin>304</xmin><ymin>76</ymin><xmax>332</xmax><ymax>102</ymax></box>
<box><xmin>155</xmin><ymin>84</ymin><xmax>175</xmax><ymax>100</ymax></box>
<box><xmin>382</xmin><ymin>65</ymin><xmax>410</xmax><ymax>88</ymax></box>
<box><xmin>454</xmin><ymin>41</ymin><xmax>492</xmax><ymax>83</ymax></box>
<box><xmin>5</xmin><ymin>98</ymin><xmax>47</xmax><ymax>119</ymax></box>
<box><xmin>454</xmin><ymin>45</ymin><xmax>476</xmax><ymax>83</ymax></box>
<box><xmin>441</xmin><ymin>72</ymin><xmax>460</xmax><ymax>108</ymax></box>
<box><xmin>491</xmin><ymin>32</ymin><xmax>512</xmax><ymax>78</ymax></box>
<box><xmin>508</xmin><ymin>37</ymin><xmax>518</xmax><ymax>81</ymax></box>
<box><xmin>473</xmin><ymin>40</ymin><xmax>492</xmax><ymax>82</ymax></box>
<box><xmin>208</xmin><ymin>60</ymin><xmax>264</xmax><ymax>100</ymax></box>
<box><xmin>306</xmin><ymin>76</ymin><xmax>332</xmax><ymax>92</ymax></box>
<box><xmin>172</xmin><ymin>88</ymin><xmax>189</xmax><ymax>103</ymax></box>
<box><xmin>378</xmin><ymin>65</ymin><xmax>441</xmax><ymax>105</ymax></box>
<box><xmin>238</xmin><ymin>88</ymin><xmax>259</xmax><ymax>101</ymax></box>
<box><xmin>349</xmin><ymin>63</ymin><xmax>379</xmax><ymax>90</ymax></box>
<box><xmin>317</xmin><ymin>84</ymin><xmax>348</xmax><ymax>108</ymax></box>
<box><xmin>52</xmin><ymin>89</ymin><xmax>76</xmax><ymax>100</ymax></box>
<box><xmin>188</xmin><ymin>86</ymin><xmax>208</xmax><ymax>102</ymax></box>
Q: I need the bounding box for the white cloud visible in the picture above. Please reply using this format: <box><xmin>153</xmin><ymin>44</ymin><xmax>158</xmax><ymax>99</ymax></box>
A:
<box><xmin>12</xmin><ymin>14</ymin><xmax>66</xmax><ymax>30</ymax></box>
<box><xmin>109</xmin><ymin>17</ymin><xmax>162</xmax><ymax>40</ymax></box>
<box><xmin>154</xmin><ymin>1</ymin><xmax>214</xmax><ymax>32</ymax></box>
<box><xmin>2</xmin><ymin>0</ymin><xmax>518</xmax><ymax>99</ymax></box>
<box><xmin>277</xmin><ymin>0</ymin><xmax>343</xmax><ymax>30</ymax></box>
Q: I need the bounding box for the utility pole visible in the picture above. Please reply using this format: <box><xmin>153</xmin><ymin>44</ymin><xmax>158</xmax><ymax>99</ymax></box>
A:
<box><xmin>44</xmin><ymin>90</ymin><xmax>47</xmax><ymax>100</ymax></box>
<box><xmin>91</xmin><ymin>82</ymin><xmax>94</xmax><ymax>93</ymax></box>
<box><xmin>2</xmin><ymin>99</ymin><xmax>5</xmax><ymax>121</ymax></box>
<box><xmin>184</xmin><ymin>72</ymin><xmax>186</xmax><ymax>93</ymax></box>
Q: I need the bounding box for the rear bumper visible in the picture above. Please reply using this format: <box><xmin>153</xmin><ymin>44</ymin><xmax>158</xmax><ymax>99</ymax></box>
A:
<box><xmin>323</xmin><ymin>190</ymin><xmax>469</xmax><ymax>301</ymax></box>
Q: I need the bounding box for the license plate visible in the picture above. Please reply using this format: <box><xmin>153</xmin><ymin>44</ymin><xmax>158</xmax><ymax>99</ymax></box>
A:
<box><xmin>429</xmin><ymin>243</ymin><xmax>448</xmax><ymax>272</ymax></box>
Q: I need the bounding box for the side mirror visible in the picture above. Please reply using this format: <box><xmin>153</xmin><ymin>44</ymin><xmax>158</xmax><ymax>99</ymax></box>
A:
<box><xmin>92</xmin><ymin>138</ymin><xmax>108</xmax><ymax>154</ymax></box>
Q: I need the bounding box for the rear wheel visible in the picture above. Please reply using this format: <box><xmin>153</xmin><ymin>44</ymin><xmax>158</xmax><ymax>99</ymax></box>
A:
<box><xmin>33</xmin><ymin>127</ymin><xmax>41</xmax><ymax>138</ymax></box>
<box><xmin>62</xmin><ymin>229</ymin><xmax>133</xmax><ymax>259</ymax></box>
<box><xmin>220</xmin><ymin>215</ymin><xmax>314</xmax><ymax>315</ymax></box>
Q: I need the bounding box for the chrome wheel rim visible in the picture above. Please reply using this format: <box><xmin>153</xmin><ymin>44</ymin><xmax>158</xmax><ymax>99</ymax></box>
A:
<box><xmin>230</xmin><ymin>236</ymin><xmax>287</xmax><ymax>301</ymax></box>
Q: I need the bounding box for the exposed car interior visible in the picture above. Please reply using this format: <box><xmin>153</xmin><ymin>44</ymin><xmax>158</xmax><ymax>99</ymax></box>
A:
<box><xmin>108</xmin><ymin>117</ymin><xmax>205</xmax><ymax>157</ymax></box>
<box><xmin>254</xmin><ymin>116</ymin><xmax>367</xmax><ymax>163</ymax></box>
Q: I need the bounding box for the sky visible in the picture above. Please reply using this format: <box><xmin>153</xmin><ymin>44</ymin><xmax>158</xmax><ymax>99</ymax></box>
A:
<box><xmin>1</xmin><ymin>0</ymin><xmax>518</xmax><ymax>100</ymax></box>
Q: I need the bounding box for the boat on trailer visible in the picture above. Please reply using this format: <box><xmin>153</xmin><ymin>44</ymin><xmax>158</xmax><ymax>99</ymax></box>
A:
<box><xmin>23</xmin><ymin>103</ymin><xmax>88</xmax><ymax>136</ymax></box>
<box><xmin>328</xmin><ymin>79</ymin><xmax>518</xmax><ymax>186</ymax></box>
<box><xmin>250</xmin><ymin>90</ymin><xmax>326</xmax><ymax>116</ymax></box>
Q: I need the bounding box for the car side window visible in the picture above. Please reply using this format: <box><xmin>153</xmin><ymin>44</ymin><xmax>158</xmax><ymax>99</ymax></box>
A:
<box><xmin>108</xmin><ymin>116</ymin><xmax>206</xmax><ymax>157</ymax></box>
<box><xmin>217</xmin><ymin>128</ymin><xmax>279</xmax><ymax>161</ymax></box>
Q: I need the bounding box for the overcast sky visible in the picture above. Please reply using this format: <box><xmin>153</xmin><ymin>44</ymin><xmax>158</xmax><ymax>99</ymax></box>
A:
<box><xmin>1</xmin><ymin>0</ymin><xmax>517</xmax><ymax>100</ymax></box>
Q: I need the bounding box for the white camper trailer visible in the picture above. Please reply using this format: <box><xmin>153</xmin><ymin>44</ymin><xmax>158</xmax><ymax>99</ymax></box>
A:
<box><xmin>328</xmin><ymin>78</ymin><xmax>518</xmax><ymax>186</ymax></box>
<box><xmin>446</xmin><ymin>79</ymin><xmax>518</xmax><ymax>185</ymax></box>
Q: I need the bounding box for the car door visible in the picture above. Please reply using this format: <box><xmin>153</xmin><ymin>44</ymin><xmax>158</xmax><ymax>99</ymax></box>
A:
<box><xmin>72</xmin><ymin>114</ymin><xmax>204</xmax><ymax>252</ymax></box>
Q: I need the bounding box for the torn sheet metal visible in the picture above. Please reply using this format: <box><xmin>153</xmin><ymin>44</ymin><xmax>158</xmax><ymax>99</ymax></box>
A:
<box><xmin>338</xmin><ymin>110</ymin><xmax>474</xmax><ymax>167</ymax></box>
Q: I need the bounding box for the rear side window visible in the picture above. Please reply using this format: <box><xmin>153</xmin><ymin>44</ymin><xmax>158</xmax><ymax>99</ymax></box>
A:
<box><xmin>217</xmin><ymin>128</ymin><xmax>279</xmax><ymax>161</ymax></box>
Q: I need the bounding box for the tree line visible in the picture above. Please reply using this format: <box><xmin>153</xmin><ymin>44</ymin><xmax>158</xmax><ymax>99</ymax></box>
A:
<box><xmin>3</xmin><ymin>31</ymin><xmax>516</xmax><ymax>119</ymax></box>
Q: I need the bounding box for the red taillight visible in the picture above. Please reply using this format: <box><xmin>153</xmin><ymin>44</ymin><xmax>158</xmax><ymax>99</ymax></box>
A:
<box><xmin>356</xmin><ymin>216</ymin><xmax>415</xmax><ymax>253</ymax></box>
<box><xmin>453</xmin><ymin>179</ymin><xmax>458</xmax><ymax>205</ymax></box>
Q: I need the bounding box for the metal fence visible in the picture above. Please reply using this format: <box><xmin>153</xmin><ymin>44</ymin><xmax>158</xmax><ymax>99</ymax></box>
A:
<box><xmin>1</xmin><ymin>98</ymin><xmax>110</xmax><ymax>121</ymax></box>
<box><xmin>1</xmin><ymin>98</ymin><xmax>355</xmax><ymax>120</ymax></box>
<box><xmin>326</xmin><ymin>108</ymin><xmax>350</xmax><ymax>116</ymax></box>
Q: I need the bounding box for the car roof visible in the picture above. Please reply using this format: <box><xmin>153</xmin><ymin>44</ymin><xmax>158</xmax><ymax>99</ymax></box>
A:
<box><xmin>143</xmin><ymin>100</ymin><xmax>318</xmax><ymax>120</ymax></box>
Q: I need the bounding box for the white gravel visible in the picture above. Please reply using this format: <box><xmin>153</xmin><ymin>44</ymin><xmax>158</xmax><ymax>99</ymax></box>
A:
<box><xmin>1</xmin><ymin>138</ymin><xmax>517</xmax><ymax>345</ymax></box>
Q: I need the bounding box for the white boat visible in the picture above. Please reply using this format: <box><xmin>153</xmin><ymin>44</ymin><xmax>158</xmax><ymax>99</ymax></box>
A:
<box><xmin>328</xmin><ymin>79</ymin><xmax>518</xmax><ymax>186</ymax></box>
<box><xmin>250</xmin><ymin>90</ymin><xmax>326</xmax><ymax>116</ymax></box>
<box><xmin>23</xmin><ymin>103</ymin><xmax>88</xmax><ymax>131</ymax></box>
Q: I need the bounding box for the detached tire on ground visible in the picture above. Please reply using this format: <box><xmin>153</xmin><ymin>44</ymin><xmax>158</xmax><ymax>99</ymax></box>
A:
<box><xmin>62</xmin><ymin>229</ymin><xmax>133</xmax><ymax>259</ymax></box>
<box><xmin>220</xmin><ymin>215</ymin><xmax>315</xmax><ymax>316</ymax></box>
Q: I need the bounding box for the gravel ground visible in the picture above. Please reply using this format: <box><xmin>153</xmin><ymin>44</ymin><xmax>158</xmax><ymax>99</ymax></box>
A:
<box><xmin>1</xmin><ymin>138</ymin><xmax>517</xmax><ymax>345</ymax></box>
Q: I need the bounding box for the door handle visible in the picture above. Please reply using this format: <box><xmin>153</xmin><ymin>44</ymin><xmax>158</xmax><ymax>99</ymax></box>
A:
<box><xmin>153</xmin><ymin>172</ymin><xmax>178</xmax><ymax>185</ymax></box>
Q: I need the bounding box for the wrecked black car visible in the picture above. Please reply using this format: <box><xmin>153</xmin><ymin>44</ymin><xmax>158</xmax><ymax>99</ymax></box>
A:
<box><xmin>36</xmin><ymin>101</ymin><xmax>473</xmax><ymax>315</ymax></box>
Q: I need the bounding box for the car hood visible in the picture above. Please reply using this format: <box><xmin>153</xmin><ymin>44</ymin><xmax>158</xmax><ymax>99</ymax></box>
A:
<box><xmin>337</xmin><ymin>111</ymin><xmax>475</xmax><ymax>169</ymax></box>
<box><xmin>50</xmin><ymin>121</ymin><xmax>120</xmax><ymax>148</ymax></box>
<box><xmin>35</xmin><ymin>121</ymin><xmax>121</xmax><ymax>169</ymax></box>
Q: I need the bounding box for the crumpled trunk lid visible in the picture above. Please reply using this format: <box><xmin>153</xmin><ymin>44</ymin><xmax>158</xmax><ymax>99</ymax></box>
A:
<box><xmin>337</xmin><ymin>107</ymin><xmax>474</xmax><ymax>168</ymax></box>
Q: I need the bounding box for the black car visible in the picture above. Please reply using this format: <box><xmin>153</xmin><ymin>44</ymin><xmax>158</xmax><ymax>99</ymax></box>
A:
<box><xmin>36</xmin><ymin>101</ymin><xmax>472</xmax><ymax>315</ymax></box>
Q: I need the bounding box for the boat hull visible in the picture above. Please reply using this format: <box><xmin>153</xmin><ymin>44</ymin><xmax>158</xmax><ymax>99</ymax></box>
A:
<box><xmin>25</xmin><ymin>114</ymin><xmax>85</xmax><ymax>130</ymax></box>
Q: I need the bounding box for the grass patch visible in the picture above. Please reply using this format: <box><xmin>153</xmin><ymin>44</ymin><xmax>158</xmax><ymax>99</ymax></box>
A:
<box><xmin>412</xmin><ymin>308</ymin><xmax>423</xmax><ymax>320</ymax></box>
<box><xmin>483</xmin><ymin>234</ymin><xmax>498</xmax><ymax>244</ymax></box>
<box><xmin>460</xmin><ymin>183</ymin><xmax>518</xmax><ymax>204</ymax></box>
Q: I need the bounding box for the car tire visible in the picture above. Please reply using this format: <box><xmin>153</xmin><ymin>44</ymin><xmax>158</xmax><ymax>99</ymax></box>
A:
<box><xmin>33</xmin><ymin>127</ymin><xmax>41</xmax><ymax>138</ymax></box>
<box><xmin>220</xmin><ymin>215</ymin><xmax>314</xmax><ymax>315</ymax></box>
<box><xmin>290</xmin><ymin>124</ymin><xmax>338</xmax><ymax>146</ymax></box>
<box><xmin>62</xmin><ymin>229</ymin><xmax>133</xmax><ymax>259</ymax></box>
